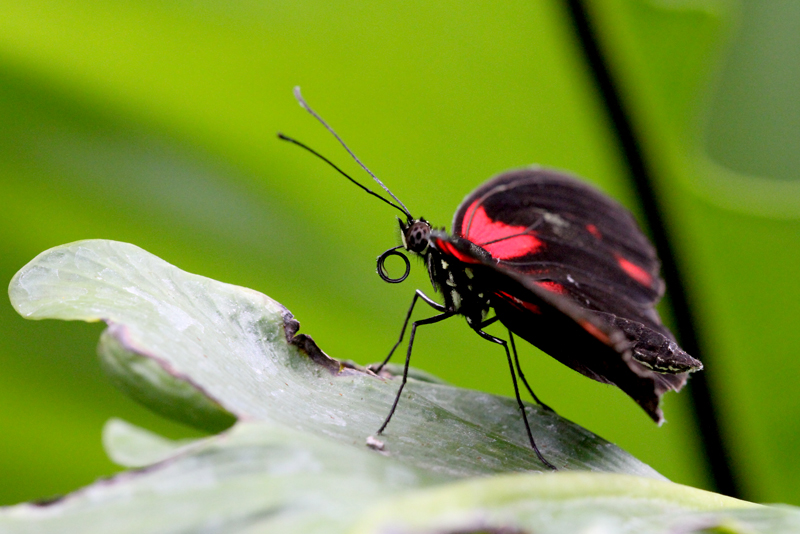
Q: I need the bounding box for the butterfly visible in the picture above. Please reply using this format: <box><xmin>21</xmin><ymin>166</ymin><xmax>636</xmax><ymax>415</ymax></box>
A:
<box><xmin>281</xmin><ymin>87</ymin><xmax>703</xmax><ymax>469</ymax></box>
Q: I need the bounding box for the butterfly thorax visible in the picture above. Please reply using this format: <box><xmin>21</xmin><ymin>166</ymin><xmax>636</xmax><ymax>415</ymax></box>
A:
<box><xmin>400</xmin><ymin>219</ymin><xmax>491</xmax><ymax>327</ymax></box>
<box><xmin>428</xmin><ymin>246</ymin><xmax>492</xmax><ymax>325</ymax></box>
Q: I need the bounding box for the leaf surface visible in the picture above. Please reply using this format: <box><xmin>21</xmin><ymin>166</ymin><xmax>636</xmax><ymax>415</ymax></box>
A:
<box><xmin>9</xmin><ymin>240</ymin><xmax>798</xmax><ymax>533</ymax></box>
<box><xmin>8</xmin><ymin>239</ymin><xmax>659</xmax><ymax>477</ymax></box>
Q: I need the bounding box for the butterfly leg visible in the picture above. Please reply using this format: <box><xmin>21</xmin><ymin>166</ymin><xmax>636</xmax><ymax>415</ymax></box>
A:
<box><xmin>371</xmin><ymin>289</ymin><xmax>446</xmax><ymax>373</ymax></box>
<box><xmin>475</xmin><ymin>328</ymin><xmax>557</xmax><ymax>470</ymax></box>
<box><xmin>376</xmin><ymin>310</ymin><xmax>454</xmax><ymax>435</ymax></box>
<box><xmin>509</xmin><ymin>330</ymin><xmax>555</xmax><ymax>413</ymax></box>
<box><xmin>477</xmin><ymin>318</ymin><xmax>554</xmax><ymax>412</ymax></box>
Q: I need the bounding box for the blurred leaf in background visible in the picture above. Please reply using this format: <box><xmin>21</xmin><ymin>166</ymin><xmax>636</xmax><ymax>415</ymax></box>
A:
<box><xmin>1</xmin><ymin>0</ymin><xmax>798</xmax><ymax>507</ymax></box>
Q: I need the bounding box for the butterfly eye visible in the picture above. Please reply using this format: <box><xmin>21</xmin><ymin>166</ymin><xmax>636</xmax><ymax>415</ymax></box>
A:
<box><xmin>404</xmin><ymin>221</ymin><xmax>431</xmax><ymax>253</ymax></box>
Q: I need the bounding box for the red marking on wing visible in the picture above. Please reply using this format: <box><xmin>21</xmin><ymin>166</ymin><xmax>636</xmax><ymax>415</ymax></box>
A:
<box><xmin>496</xmin><ymin>291</ymin><xmax>541</xmax><ymax>314</ymax></box>
<box><xmin>434</xmin><ymin>238</ymin><xmax>481</xmax><ymax>264</ymax></box>
<box><xmin>580</xmin><ymin>320</ymin><xmax>611</xmax><ymax>345</ymax></box>
<box><xmin>534</xmin><ymin>281</ymin><xmax>565</xmax><ymax>294</ymax></box>
<box><xmin>461</xmin><ymin>201</ymin><xmax>543</xmax><ymax>259</ymax></box>
<box><xmin>615</xmin><ymin>255</ymin><xmax>653</xmax><ymax>287</ymax></box>
<box><xmin>586</xmin><ymin>224</ymin><xmax>602</xmax><ymax>239</ymax></box>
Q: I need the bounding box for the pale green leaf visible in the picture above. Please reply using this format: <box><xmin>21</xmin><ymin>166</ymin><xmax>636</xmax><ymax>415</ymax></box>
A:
<box><xmin>8</xmin><ymin>239</ymin><xmax>659</xmax><ymax>477</ymax></box>
<box><xmin>8</xmin><ymin>239</ymin><xmax>798</xmax><ymax>533</ymax></box>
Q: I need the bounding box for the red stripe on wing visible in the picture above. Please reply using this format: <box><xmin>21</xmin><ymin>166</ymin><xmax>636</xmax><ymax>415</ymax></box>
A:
<box><xmin>433</xmin><ymin>238</ymin><xmax>482</xmax><ymax>264</ymax></box>
<box><xmin>534</xmin><ymin>281</ymin><xmax>566</xmax><ymax>294</ymax></box>
<box><xmin>580</xmin><ymin>320</ymin><xmax>612</xmax><ymax>346</ymax></box>
<box><xmin>615</xmin><ymin>255</ymin><xmax>653</xmax><ymax>288</ymax></box>
<box><xmin>461</xmin><ymin>201</ymin><xmax>543</xmax><ymax>260</ymax></box>
<box><xmin>586</xmin><ymin>224</ymin><xmax>602</xmax><ymax>239</ymax></box>
<box><xmin>496</xmin><ymin>291</ymin><xmax>542</xmax><ymax>314</ymax></box>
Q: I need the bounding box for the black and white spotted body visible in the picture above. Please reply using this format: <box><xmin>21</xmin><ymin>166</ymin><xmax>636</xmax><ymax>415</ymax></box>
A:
<box><xmin>400</xmin><ymin>219</ymin><xmax>492</xmax><ymax>329</ymax></box>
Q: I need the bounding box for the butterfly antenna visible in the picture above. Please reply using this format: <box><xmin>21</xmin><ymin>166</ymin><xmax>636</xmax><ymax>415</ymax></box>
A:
<box><xmin>291</xmin><ymin>86</ymin><xmax>413</xmax><ymax>219</ymax></box>
<box><xmin>278</xmin><ymin>133</ymin><xmax>410</xmax><ymax>218</ymax></box>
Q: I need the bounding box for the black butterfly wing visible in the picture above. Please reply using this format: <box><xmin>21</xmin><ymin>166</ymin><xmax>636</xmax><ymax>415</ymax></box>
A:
<box><xmin>443</xmin><ymin>168</ymin><xmax>702</xmax><ymax>422</ymax></box>
<box><xmin>430</xmin><ymin>232</ymin><xmax>689</xmax><ymax>423</ymax></box>
<box><xmin>454</xmin><ymin>167</ymin><xmax>662</xmax><ymax>312</ymax></box>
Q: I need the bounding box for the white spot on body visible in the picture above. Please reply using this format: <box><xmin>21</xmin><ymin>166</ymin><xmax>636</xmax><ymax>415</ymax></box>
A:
<box><xmin>451</xmin><ymin>290</ymin><xmax>462</xmax><ymax>310</ymax></box>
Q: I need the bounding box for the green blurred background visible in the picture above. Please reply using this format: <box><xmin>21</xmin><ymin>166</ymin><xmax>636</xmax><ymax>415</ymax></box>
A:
<box><xmin>1</xmin><ymin>0</ymin><xmax>799</xmax><ymax>506</ymax></box>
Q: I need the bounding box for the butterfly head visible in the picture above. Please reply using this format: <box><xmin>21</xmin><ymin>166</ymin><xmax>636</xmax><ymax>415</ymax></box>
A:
<box><xmin>373</xmin><ymin>217</ymin><xmax>431</xmax><ymax>285</ymax></box>
<box><xmin>399</xmin><ymin>218</ymin><xmax>431</xmax><ymax>254</ymax></box>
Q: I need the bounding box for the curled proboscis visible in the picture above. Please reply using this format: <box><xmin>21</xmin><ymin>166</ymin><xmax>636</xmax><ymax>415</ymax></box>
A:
<box><xmin>377</xmin><ymin>246</ymin><xmax>410</xmax><ymax>283</ymax></box>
